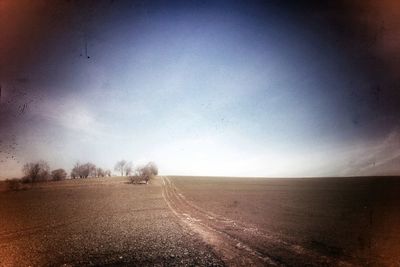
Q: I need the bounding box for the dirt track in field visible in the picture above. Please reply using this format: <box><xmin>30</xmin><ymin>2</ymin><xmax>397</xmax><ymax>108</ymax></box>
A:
<box><xmin>162</xmin><ymin>176</ymin><xmax>274</xmax><ymax>266</ymax></box>
<box><xmin>1</xmin><ymin>176</ymin><xmax>399</xmax><ymax>266</ymax></box>
<box><xmin>161</xmin><ymin>176</ymin><xmax>355</xmax><ymax>267</ymax></box>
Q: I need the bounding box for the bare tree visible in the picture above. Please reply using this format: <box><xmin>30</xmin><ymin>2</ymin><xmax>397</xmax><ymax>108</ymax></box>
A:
<box><xmin>51</xmin><ymin>169</ymin><xmax>67</xmax><ymax>181</ymax></box>
<box><xmin>128</xmin><ymin>162</ymin><xmax>158</xmax><ymax>184</ymax></box>
<box><xmin>71</xmin><ymin>162</ymin><xmax>81</xmax><ymax>179</ymax></box>
<box><xmin>114</xmin><ymin>160</ymin><xmax>127</xmax><ymax>176</ymax></box>
<box><xmin>125</xmin><ymin>162</ymin><xmax>133</xmax><ymax>176</ymax></box>
<box><xmin>22</xmin><ymin>160</ymin><xmax>50</xmax><ymax>183</ymax></box>
<box><xmin>128</xmin><ymin>167</ymin><xmax>147</xmax><ymax>184</ymax></box>
<box><xmin>71</xmin><ymin>162</ymin><xmax>96</xmax><ymax>178</ymax></box>
<box><xmin>104</xmin><ymin>169</ymin><xmax>112</xmax><ymax>177</ymax></box>
<box><xmin>146</xmin><ymin>162</ymin><xmax>158</xmax><ymax>176</ymax></box>
<box><xmin>83</xmin><ymin>163</ymin><xmax>96</xmax><ymax>178</ymax></box>
<box><xmin>96</xmin><ymin>167</ymin><xmax>105</xmax><ymax>177</ymax></box>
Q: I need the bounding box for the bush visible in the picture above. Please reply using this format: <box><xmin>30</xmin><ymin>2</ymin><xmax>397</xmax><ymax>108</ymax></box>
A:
<box><xmin>96</xmin><ymin>168</ymin><xmax>105</xmax><ymax>177</ymax></box>
<box><xmin>128</xmin><ymin>174</ymin><xmax>146</xmax><ymax>184</ymax></box>
<box><xmin>51</xmin><ymin>169</ymin><xmax>67</xmax><ymax>181</ymax></box>
<box><xmin>146</xmin><ymin>162</ymin><xmax>158</xmax><ymax>176</ymax></box>
<box><xmin>128</xmin><ymin>162</ymin><xmax>158</xmax><ymax>184</ymax></box>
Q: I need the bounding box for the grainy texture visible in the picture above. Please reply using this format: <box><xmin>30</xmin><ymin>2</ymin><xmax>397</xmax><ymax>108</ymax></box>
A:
<box><xmin>170</xmin><ymin>176</ymin><xmax>400</xmax><ymax>266</ymax></box>
<box><xmin>0</xmin><ymin>177</ymin><xmax>224</xmax><ymax>266</ymax></box>
<box><xmin>1</xmin><ymin>176</ymin><xmax>399</xmax><ymax>266</ymax></box>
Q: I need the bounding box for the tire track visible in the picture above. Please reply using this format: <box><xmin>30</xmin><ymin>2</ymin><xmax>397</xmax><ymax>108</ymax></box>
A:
<box><xmin>161</xmin><ymin>176</ymin><xmax>354</xmax><ymax>267</ymax></box>
<box><xmin>162</xmin><ymin>176</ymin><xmax>278</xmax><ymax>266</ymax></box>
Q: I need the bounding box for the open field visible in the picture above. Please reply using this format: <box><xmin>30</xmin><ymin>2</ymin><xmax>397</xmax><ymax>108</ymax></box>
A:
<box><xmin>1</xmin><ymin>176</ymin><xmax>400</xmax><ymax>266</ymax></box>
<box><xmin>167</xmin><ymin>176</ymin><xmax>400</xmax><ymax>266</ymax></box>
<box><xmin>0</xmin><ymin>177</ymin><xmax>223</xmax><ymax>266</ymax></box>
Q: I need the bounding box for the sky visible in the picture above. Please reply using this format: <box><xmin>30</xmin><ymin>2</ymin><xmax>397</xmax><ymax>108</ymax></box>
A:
<box><xmin>1</xmin><ymin>0</ymin><xmax>400</xmax><ymax>178</ymax></box>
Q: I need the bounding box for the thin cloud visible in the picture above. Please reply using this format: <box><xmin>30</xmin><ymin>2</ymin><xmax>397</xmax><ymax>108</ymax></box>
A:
<box><xmin>342</xmin><ymin>129</ymin><xmax>400</xmax><ymax>175</ymax></box>
<box><xmin>34</xmin><ymin>96</ymin><xmax>108</xmax><ymax>138</ymax></box>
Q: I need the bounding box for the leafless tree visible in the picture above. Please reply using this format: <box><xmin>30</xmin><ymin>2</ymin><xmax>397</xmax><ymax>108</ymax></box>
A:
<box><xmin>104</xmin><ymin>169</ymin><xmax>112</xmax><ymax>177</ymax></box>
<box><xmin>80</xmin><ymin>162</ymin><xmax>96</xmax><ymax>178</ymax></box>
<box><xmin>22</xmin><ymin>160</ymin><xmax>50</xmax><ymax>183</ymax></box>
<box><xmin>71</xmin><ymin>162</ymin><xmax>81</xmax><ymax>179</ymax></box>
<box><xmin>51</xmin><ymin>169</ymin><xmax>67</xmax><ymax>181</ymax></box>
<box><xmin>146</xmin><ymin>162</ymin><xmax>158</xmax><ymax>176</ymax></box>
<box><xmin>128</xmin><ymin>162</ymin><xmax>158</xmax><ymax>184</ymax></box>
<box><xmin>96</xmin><ymin>167</ymin><xmax>105</xmax><ymax>177</ymax></box>
<box><xmin>128</xmin><ymin>167</ymin><xmax>147</xmax><ymax>184</ymax></box>
<box><xmin>71</xmin><ymin>162</ymin><xmax>85</xmax><ymax>178</ymax></box>
<box><xmin>125</xmin><ymin>161</ymin><xmax>133</xmax><ymax>176</ymax></box>
<box><xmin>114</xmin><ymin>160</ymin><xmax>127</xmax><ymax>176</ymax></box>
<box><xmin>71</xmin><ymin>162</ymin><xmax>96</xmax><ymax>178</ymax></box>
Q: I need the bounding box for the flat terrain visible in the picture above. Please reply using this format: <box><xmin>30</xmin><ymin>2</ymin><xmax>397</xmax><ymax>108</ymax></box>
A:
<box><xmin>0</xmin><ymin>178</ymin><xmax>223</xmax><ymax>266</ymax></box>
<box><xmin>168</xmin><ymin>176</ymin><xmax>400</xmax><ymax>266</ymax></box>
<box><xmin>1</xmin><ymin>176</ymin><xmax>400</xmax><ymax>266</ymax></box>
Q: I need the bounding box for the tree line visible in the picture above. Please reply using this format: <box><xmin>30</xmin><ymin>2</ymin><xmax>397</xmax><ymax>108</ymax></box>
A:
<box><xmin>19</xmin><ymin>160</ymin><xmax>113</xmax><ymax>183</ymax></box>
<box><xmin>5</xmin><ymin>159</ymin><xmax>158</xmax><ymax>190</ymax></box>
<box><xmin>71</xmin><ymin>162</ymin><xmax>112</xmax><ymax>179</ymax></box>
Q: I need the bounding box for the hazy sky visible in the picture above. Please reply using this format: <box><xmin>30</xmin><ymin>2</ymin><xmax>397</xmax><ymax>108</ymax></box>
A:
<box><xmin>1</xmin><ymin>0</ymin><xmax>400</xmax><ymax>178</ymax></box>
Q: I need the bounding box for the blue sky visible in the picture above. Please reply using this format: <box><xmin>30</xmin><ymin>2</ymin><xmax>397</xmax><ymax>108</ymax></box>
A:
<box><xmin>1</xmin><ymin>0</ymin><xmax>400</xmax><ymax>178</ymax></box>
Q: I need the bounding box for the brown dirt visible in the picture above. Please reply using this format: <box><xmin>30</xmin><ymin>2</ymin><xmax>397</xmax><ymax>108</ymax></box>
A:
<box><xmin>1</xmin><ymin>176</ymin><xmax>399</xmax><ymax>266</ymax></box>
<box><xmin>162</xmin><ymin>176</ymin><xmax>276</xmax><ymax>266</ymax></box>
<box><xmin>168</xmin><ymin>175</ymin><xmax>400</xmax><ymax>267</ymax></box>
<box><xmin>0</xmin><ymin>177</ymin><xmax>224</xmax><ymax>266</ymax></box>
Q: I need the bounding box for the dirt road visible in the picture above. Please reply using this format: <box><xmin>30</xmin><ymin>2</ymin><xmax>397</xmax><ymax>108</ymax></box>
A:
<box><xmin>161</xmin><ymin>176</ymin><xmax>355</xmax><ymax>267</ymax></box>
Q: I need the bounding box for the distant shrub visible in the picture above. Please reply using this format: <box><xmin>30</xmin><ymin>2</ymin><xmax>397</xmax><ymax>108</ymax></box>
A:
<box><xmin>96</xmin><ymin>168</ymin><xmax>105</xmax><ymax>177</ymax></box>
<box><xmin>51</xmin><ymin>169</ymin><xmax>67</xmax><ymax>181</ymax></box>
<box><xmin>71</xmin><ymin>162</ymin><xmax>96</xmax><ymax>178</ymax></box>
<box><xmin>21</xmin><ymin>176</ymin><xmax>32</xmax><ymax>184</ymax></box>
<box><xmin>128</xmin><ymin>162</ymin><xmax>158</xmax><ymax>184</ymax></box>
<box><xmin>125</xmin><ymin>162</ymin><xmax>133</xmax><ymax>176</ymax></box>
<box><xmin>146</xmin><ymin>162</ymin><xmax>158</xmax><ymax>176</ymax></box>
<box><xmin>104</xmin><ymin>169</ymin><xmax>112</xmax><ymax>177</ymax></box>
<box><xmin>22</xmin><ymin>160</ymin><xmax>51</xmax><ymax>183</ymax></box>
<box><xmin>128</xmin><ymin>174</ymin><xmax>145</xmax><ymax>184</ymax></box>
<box><xmin>114</xmin><ymin>160</ymin><xmax>127</xmax><ymax>176</ymax></box>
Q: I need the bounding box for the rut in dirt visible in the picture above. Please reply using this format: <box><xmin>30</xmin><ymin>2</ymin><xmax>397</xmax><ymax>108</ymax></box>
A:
<box><xmin>161</xmin><ymin>176</ymin><xmax>275</xmax><ymax>266</ymax></box>
<box><xmin>161</xmin><ymin>176</ymin><xmax>354</xmax><ymax>267</ymax></box>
